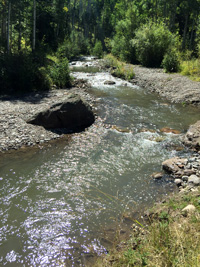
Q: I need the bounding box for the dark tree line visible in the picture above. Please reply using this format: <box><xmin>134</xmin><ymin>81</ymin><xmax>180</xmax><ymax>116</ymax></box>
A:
<box><xmin>0</xmin><ymin>1</ymin><xmax>200</xmax><ymax>93</ymax></box>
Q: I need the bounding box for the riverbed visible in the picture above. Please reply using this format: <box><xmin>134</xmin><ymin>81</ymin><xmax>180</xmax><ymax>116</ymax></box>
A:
<box><xmin>0</xmin><ymin>57</ymin><xmax>200</xmax><ymax>266</ymax></box>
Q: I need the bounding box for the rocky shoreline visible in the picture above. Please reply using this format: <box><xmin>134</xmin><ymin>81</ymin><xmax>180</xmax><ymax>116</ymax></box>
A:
<box><xmin>132</xmin><ymin>65</ymin><xmax>200</xmax><ymax>105</ymax></box>
<box><xmin>0</xmin><ymin>81</ymin><xmax>96</xmax><ymax>153</ymax></box>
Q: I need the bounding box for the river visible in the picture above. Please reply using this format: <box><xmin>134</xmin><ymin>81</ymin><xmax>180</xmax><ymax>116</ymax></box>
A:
<box><xmin>0</xmin><ymin>57</ymin><xmax>199</xmax><ymax>266</ymax></box>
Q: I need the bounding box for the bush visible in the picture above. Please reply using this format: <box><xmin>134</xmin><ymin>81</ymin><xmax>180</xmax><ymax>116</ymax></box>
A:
<box><xmin>57</xmin><ymin>32</ymin><xmax>91</xmax><ymax>60</ymax></box>
<box><xmin>104</xmin><ymin>54</ymin><xmax>135</xmax><ymax>81</ymax></box>
<box><xmin>111</xmin><ymin>19</ymin><xmax>138</xmax><ymax>64</ymax></box>
<box><xmin>132</xmin><ymin>21</ymin><xmax>178</xmax><ymax>67</ymax></box>
<box><xmin>93</xmin><ymin>40</ymin><xmax>103</xmax><ymax>58</ymax></box>
<box><xmin>162</xmin><ymin>49</ymin><xmax>180</xmax><ymax>72</ymax></box>
<box><xmin>48</xmin><ymin>58</ymin><xmax>71</xmax><ymax>88</ymax></box>
<box><xmin>0</xmin><ymin>53</ymin><xmax>51</xmax><ymax>94</ymax></box>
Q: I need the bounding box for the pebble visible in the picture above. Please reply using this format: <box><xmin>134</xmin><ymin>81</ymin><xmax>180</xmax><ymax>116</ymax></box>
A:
<box><xmin>174</xmin><ymin>179</ymin><xmax>182</xmax><ymax>186</ymax></box>
<box><xmin>182</xmin><ymin>176</ymin><xmax>189</xmax><ymax>182</ymax></box>
<box><xmin>188</xmin><ymin>175</ymin><xmax>200</xmax><ymax>186</ymax></box>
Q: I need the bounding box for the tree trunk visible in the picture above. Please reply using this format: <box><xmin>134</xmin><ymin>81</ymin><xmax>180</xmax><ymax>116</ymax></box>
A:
<box><xmin>33</xmin><ymin>0</ymin><xmax>36</xmax><ymax>51</ymax></box>
<box><xmin>189</xmin><ymin>16</ymin><xmax>196</xmax><ymax>50</ymax></box>
<box><xmin>182</xmin><ymin>14</ymin><xmax>188</xmax><ymax>50</ymax></box>
<box><xmin>18</xmin><ymin>14</ymin><xmax>21</xmax><ymax>51</ymax></box>
<box><xmin>1</xmin><ymin>3</ymin><xmax>7</xmax><ymax>48</ymax></box>
<box><xmin>7</xmin><ymin>1</ymin><xmax>11</xmax><ymax>54</ymax></box>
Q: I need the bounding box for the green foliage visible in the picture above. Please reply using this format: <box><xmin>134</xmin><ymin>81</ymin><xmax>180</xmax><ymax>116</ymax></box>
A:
<box><xmin>48</xmin><ymin>57</ymin><xmax>71</xmax><ymax>88</ymax></box>
<box><xmin>132</xmin><ymin>21</ymin><xmax>178</xmax><ymax>67</ymax></box>
<box><xmin>104</xmin><ymin>54</ymin><xmax>135</xmax><ymax>81</ymax></box>
<box><xmin>162</xmin><ymin>49</ymin><xmax>180</xmax><ymax>73</ymax></box>
<box><xmin>180</xmin><ymin>58</ymin><xmax>200</xmax><ymax>81</ymax></box>
<box><xmin>0</xmin><ymin>53</ymin><xmax>51</xmax><ymax>94</ymax></box>
<box><xmin>111</xmin><ymin>19</ymin><xmax>138</xmax><ymax>63</ymax></box>
<box><xmin>57</xmin><ymin>32</ymin><xmax>91</xmax><ymax>60</ymax></box>
<box><xmin>93</xmin><ymin>40</ymin><xmax>103</xmax><ymax>58</ymax></box>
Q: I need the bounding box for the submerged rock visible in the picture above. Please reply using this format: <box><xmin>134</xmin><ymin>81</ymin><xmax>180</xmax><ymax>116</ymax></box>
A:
<box><xmin>160</xmin><ymin>127</ymin><xmax>181</xmax><ymax>134</ymax></box>
<box><xmin>104</xmin><ymin>80</ymin><xmax>116</xmax><ymax>85</ymax></box>
<box><xmin>151</xmin><ymin>172</ymin><xmax>163</xmax><ymax>180</ymax></box>
<box><xmin>27</xmin><ymin>93</ymin><xmax>95</xmax><ymax>132</ymax></box>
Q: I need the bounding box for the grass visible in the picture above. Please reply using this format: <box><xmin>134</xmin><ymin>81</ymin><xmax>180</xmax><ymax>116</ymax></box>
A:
<box><xmin>104</xmin><ymin>54</ymin><xmax>135</xmax><ymax>81</ymax></box>
<box><xmin>180</xmin><ymin>59</ymin><xmax>200</xmax><ymax>82</ymax></box>
<box><xmin>95</xmin><ymin>188</ymin><xmax>200</xmax><ymax>267</ymax></box>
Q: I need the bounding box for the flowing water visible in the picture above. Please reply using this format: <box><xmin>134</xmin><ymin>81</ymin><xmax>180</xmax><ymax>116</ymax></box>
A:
<box><xmin>0</xmin><ymin>57</ymin><xmax>200</xmax><ymax>266</ymax></box>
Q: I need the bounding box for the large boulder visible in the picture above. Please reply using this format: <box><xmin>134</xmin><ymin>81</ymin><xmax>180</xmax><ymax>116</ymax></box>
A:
<box><xmin>184</xmin><ymin>120</ymin><xmax>200</xmax><ymax>150</ymax></box>
<box><xmin>27</xmin><ymin>93</ymin><xmax>95</xmax><ymax>132</ymax></box>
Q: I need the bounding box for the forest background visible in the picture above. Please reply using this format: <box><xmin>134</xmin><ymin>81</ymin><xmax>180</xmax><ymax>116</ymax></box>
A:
<box><xmin>1</xmin><ymin>0</ymin><xmax>200</xmax><ymax>93</ymax></box>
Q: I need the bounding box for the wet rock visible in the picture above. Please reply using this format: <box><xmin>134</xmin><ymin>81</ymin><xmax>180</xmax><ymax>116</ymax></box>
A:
<box><xmin>27</xmin><ymin>93</ymin><xmax>95</xmax><ymax>132</ymax></box>
<box><xmin>183</xmin><ymin>169</ymin><xmax>196</xmax><ymax>176</ymax></box>
<box><xmin>182</xmin><ymin>176</ymin><xmax>189</xmax><ymax>182</ymax></box>
<box><xmin>188</xmin><ymin>175</ymin><xmax>200</xmax><ymax>185</ymax></box>
<box><xmin>184</xmin><ymin>120</ymin><xmax>200</xmax><ymax>149</ymax></box>
<box><xmin>174</xmin><ymin>179</ymin><xmax>182</xmax><ymax>186</ymax></box>
<box><xmin>104</xmin><ymin>80</ymin><xmax>116</xmax><ymax>85</ymax></box>
<box><xmin>111</xmin><ymin>125</ymin><xmax>131</xmax><ymax>133</ymax></box>
<box><xmin>160</xmin><ymin>127</ymin><xmax>181</xmax><ymax>134</ymax></box>
<box><xmin>151</xmin><ymin>172</ymin><xmax>163</xmax><ymax>180</ymax></box>
<box><xmin>162</xmin><ymin>157</ymin><xmax>187</xmax><ymax>174</ymax></box>
<box><xmin>140</xmin><ymin>128</ymin><xmax>157</xmax><ymax>133</ymax></box>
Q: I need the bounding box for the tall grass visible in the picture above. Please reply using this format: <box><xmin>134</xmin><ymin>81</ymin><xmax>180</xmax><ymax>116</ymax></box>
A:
<box><xmin>104</xmin><ymin>54</ymin><xmax>135</xmax><ymax>81</ymax></box>
<box><xmin>180</xmin><ymin>59</ymin><xmax>200</xmax><ymax>81</ymax></box>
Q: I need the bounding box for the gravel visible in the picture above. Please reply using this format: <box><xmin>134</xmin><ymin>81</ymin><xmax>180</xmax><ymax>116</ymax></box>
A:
<box><xmin>132</xmin><ymin>66</ymin><xmax>200</xmax><ymax>105</ymax></box>
<box><xmin>0</xmin><ymin>85</ymin><xmax>95</xmax><ymax>152</ymax></box>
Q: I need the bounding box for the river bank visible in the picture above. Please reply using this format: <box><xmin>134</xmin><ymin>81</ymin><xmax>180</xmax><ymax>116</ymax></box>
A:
<box><xmin>133</xmin><ymin>65</ymin><xmax>200</xmax><ymax>105</ymax></box>
<box><xmin>0</xmin><ymin>81</ymin><xmax>96</xmax><ymax>153</ymax></box>
<box><xmin>0</xmin><ymin>59</ymin><xmax>200</xmax><ymax>153</ymax></box>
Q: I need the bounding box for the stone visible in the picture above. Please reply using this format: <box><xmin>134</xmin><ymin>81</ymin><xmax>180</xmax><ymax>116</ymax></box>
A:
<box><xmin>160</xmin><ymin>127</ymin><xmax>181</xmax><ymax>134</ymax></box>
<box><xmin>104</xmin><ymin>80</ymin><xmax>116</xmax><ymax>85</ymax></box>
<box><xmin>27</xmin><ymin>93</ymin><xmax>95</xmax><ymax>132</ymax></box>
<box><xmin>182</xmin><ymin>176</ymin><xmax>189</xmax><ymax>182</ymax></box>
<box><xmin>151</xmin><ymin>172</ymin><xmax>163</xmax><ymax>179</ymax></box>
<box><xmin>182</xmin><ymin>204</ymin><xmax>196</xmax><ymax>215</ymax></box>
<box><xmin>188</xmin><ymin>175</ymin><xmax>200</xmax><ymax>185</ymax></box>
<box><xmin>174</xmin><ymin>179</ymin><xmax>182</xmax><ymax>186</ymax></box>
<box><xmin>162</xmin><ymin>157</ymin><xmax>187</xmax><ymax>173</ymax></box>
<box><xmin>184</xmin><ymin>120</ymin><xmax>200</xmax><ymax>149</ymax></box>
<box><xmin>183</xmin><ymin>169</ymin><xmax>196</xmax><ymax>176</ymax></box>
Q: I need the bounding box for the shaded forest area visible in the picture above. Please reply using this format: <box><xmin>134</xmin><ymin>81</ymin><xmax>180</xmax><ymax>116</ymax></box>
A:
<box><xmin>1</xmin><ymin>0</ymin><xmax>200</xmax><ymax>93</ymax></box>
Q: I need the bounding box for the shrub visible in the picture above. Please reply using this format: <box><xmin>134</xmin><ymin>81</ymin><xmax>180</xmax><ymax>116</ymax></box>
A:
<box><xmin>132</xmin><ymin>21</ymin><xmax>178</xmax><ymax>67</ymax></box>
<box><xmin>93</xmin><ymin>40</ymin><xmax>103</xmax><ymax>58</ymax></box>
<box><xmin>48</xmin><ymin>58</ymin><xmax>71</xmax><ymax>88</ymax></box>
<box><xmin>0</xmin><ymin>53</ymin><xmax>51</xmax><ymax>94</ymax></box>
<box><xmin>162</xmin><ymin>49</ymin><xmax>180</xmax><ymax>72</ymax></box>
<box><xmin>104</xmin><ymin>54</ymin><xmax>135</xmax><ymax>81</ymax></box>
<box><xmin>57</xmin><ymin>31</ymin><xmax>91</xmax><ymax>60</ymax></box>
<box><xmin>111</xmin><ymin>19</ymin><xmax>138</xmax><ymax>64</ymax></box>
